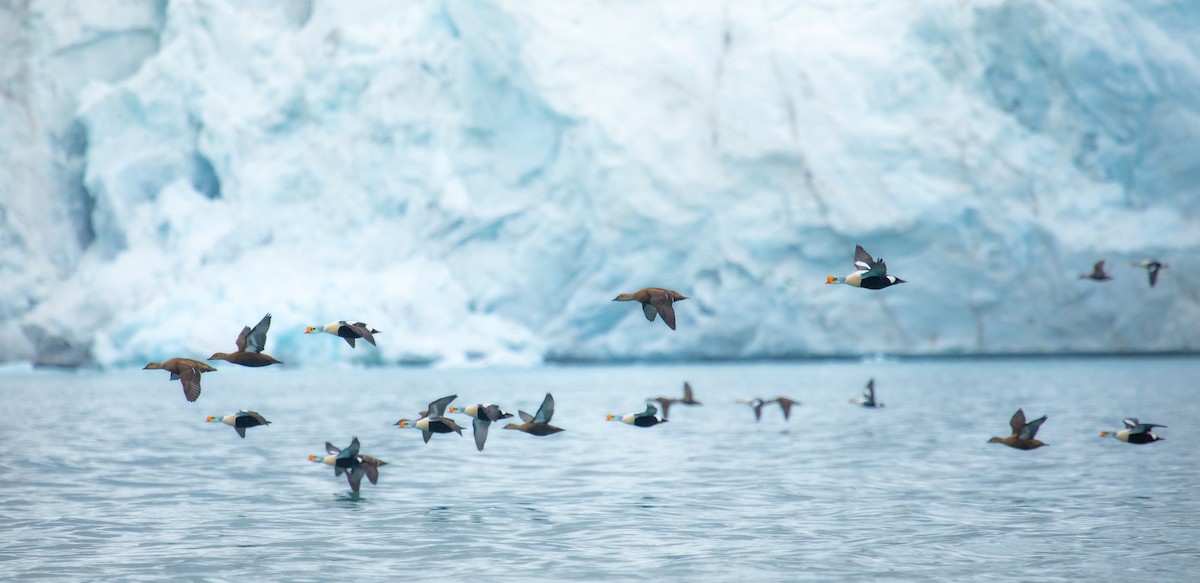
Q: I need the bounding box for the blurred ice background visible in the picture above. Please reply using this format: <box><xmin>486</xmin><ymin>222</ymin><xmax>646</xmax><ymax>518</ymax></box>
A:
<box><xmin>1</xmin><ymin>0</ymin><xmax>1197</xmax><ymax>368</ymax></box>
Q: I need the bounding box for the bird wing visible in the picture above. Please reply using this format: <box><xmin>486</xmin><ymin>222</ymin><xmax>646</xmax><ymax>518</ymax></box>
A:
<box><xmin>753</xmin><ymin>401</ymin><xmax>764</xmax><ymax>421</ymax></box>
<box><xmin>777</xmin><ymin>399</ymin><xmax>794</xmax><ymax>420</ymax></box>
<box><xmin>641</xmin><ymin>302</ymin><xmax>657</xmax><ymax>322</ymax></box>
<box><xmin>427</xmin><ymin>394</ymin><xmax>458</xmax><ymax>419</ymax></box>
<box><xmin>243</xmin><ymin>313</ymin><xmax>271</xmax><ymax>353</ymax></box>
<box><xmin>234</xmin><ymin>326</ymin><xmax>251</xmax><ymax>352</ymax></box>
<box><xmin>638</xmin><ymin>403</ymin><xmax>658</xmax><ymax>418</ymax></box>
<box><xmin>361</xmin><ymin>457</ymin><xmax>384</xmax><ymax>484</ymax></box>
<box><xmin>1019</xmin><ymin>415</ymin><xmax>1048</xmax><ymax>440</ymax></box>
<box><xmin>1093</xmin><ymin>261</ymin><xmax>1106</xmax><ymax>278</ymax></box>
<box><xmin>482</xmin><ymin>404</ymin><xmax>504</xmax><ymax>421</ymax></box>
<box><xmin>518</xmin><ymin>410</ymin><xmax>534</xmax><ymax>423</ymax></box>
<box><xmin>652</xmin><ymin>296</ymin><xmax>677</xmax><ymax>330</ymax></box>
<box><xmin>472</xmin><ymin>418</ymin><xmax>491</xmax><ymax>451</ymax></box>
<box><xmin>1148</xmin><ymin>265</ymin><xmax>1160</xmax><ymax>287</ymax></box>
<box><xmin>241</xmin><ymin>411</ymin><xmax>270</xmax><ymax>426</ymax></box>
<box><xmin>1122</xmin><ymin>418</ymin><xmax>1140</xmax><ymax>429</ymax></box>
<box><xmin>854</xmin><ymin>245</ymin><xmax>888</xmax><ymax>277</ymax></box>
<box><xmin>235</xmin><ymin>426</ymin><xmax>246</xmax><ymax>439</ymax></box>
<box><xmin>342</xmin><ymin>335</ymin><xmax>357</xmax><ymax>348</ymax></box>
<box><xmin>177</xmin><ymin>364</ymin><xmax>204</xmax><ymax>402</ymax></box>
<box><xmin>340</xmin><ymin>437</ymin><xmax>361</xmax><ymax>459</ymax></box>
<box><xmin>1130</xmin><ymin>422</ymin><xmax>1166</xmax><ymax>435</ymax></box>
<box><xmin>347</xmin><ymin>467</ymin><xmax>364</xmax><ymax>493</ymax></box>
<box><xmin>1009</xmin><ymin>409</ymin><xmax>1027</xmax><ymax>436</ymax></box>
<box><xmin>658</xmin><ymin>399</ymin><xmax>671</xmax><ymax>419</ymax></box>
<box><xmin>533</xmin><ymin>393</ymin><xmax>556</xmax><ymax>423</ymax></box>
<box><xmin>683</xmin><ymin>382</ymin><xmax>694</xmax><ymax>401</ymax></box>
<box><xmin>864</xmin><ymin>379</ymin><xmax>875</xmax><ymax>402</ymax></box>
<box><xmin>421</xmin><ymin>429</ymin><xmax>432</xmax><ymax>444</ymax></box>
<box><xmin>346</xmin><ymin>322</ymin><xmax>377</xmax><ymax>346</ymax></box>
<box><xmin>325</xmin><ymin>442</ymin><xmax>341</xmax><ymax>455</ymax></box>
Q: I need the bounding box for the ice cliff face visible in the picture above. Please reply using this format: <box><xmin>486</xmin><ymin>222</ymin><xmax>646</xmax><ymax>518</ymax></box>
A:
<box><xmin>1</xmin><ymin>0</ymin><xmax>1198</xmax><ymax>367</ymax></box>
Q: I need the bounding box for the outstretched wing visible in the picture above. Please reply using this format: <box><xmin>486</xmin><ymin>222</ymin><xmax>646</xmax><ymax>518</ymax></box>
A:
<box><xmin>1019</xmin><ymin>415</ymin><xmax>1048</xmax><ymax>440</ymax></box>
<box><xmin>242</xmin><ymin>411</ymin><xmax>270</xmax><ymax>426</ymax></box>
<box><xmin>177</xmin><ymin>364</ymin><xmax>204</xmax><ymax>402</ymax></box>
<box><xmin>325</xmin><ymin>441</ymin><xmax>341</xmax><ymax>455</ymax></box>
<box><xmin>533</xmin><ymin>393</ymin><xmax>556</xmax><ymax>424</ymax></box>
<box><xmin>853</xmin><ymin>245</ymin><xmax>888</xmax><ymax>278</ymax></box>
<box><xmin>482</xmin><ymin>404</ymin><xmax>505</xmax><ymax>421</ymax></box>
<box><xmin>641</xmin><ymin>302</ymin><xmax>657</xmax><ymax>322</ymax></box>
<box><xmin>235</xmin><ymin>426</ymin><xmax>246</xmax><ymax>439</ymax></box>
<box><xmin>427</xmin><ymin>394</ymin><xmax>458</xmax><ymax>419</ymax></box>
<box><xmin>235</xmin><ymin>326</ymin><xmax>251</xmax><ymax>352</ymax></box>
<box><xmin>638</xmin><ymin>403</ymin><xmax>658</xmax><ymax>418</ymax></box>
<box><xmin>346</xmin><ymin>467</ymin><xmax>364</xmax><ymax>493</ymax></box>
<box><xmin>518</xmin><ymin>410</ymin><xmax>534</xmax><ymax>423</ymax></box>
<box><xmin>472</xmin><ymin>418</ymin><xmax>491</xmax><ymax>451</ymax></box>
<box><xmin>243</xmin><ymin>313</ymin><xmax>271</xmax><ymax>353</ymax></box>
<box><xmin>652</xmin><ymin>297</ymin><xmax>677</xmax><ymax>330</ymax></box>
<box><xmin>1130</xmin><ymin>422</ymin><xmax>1166</xmax><ymax>435</ymax></box>
<box><xmin>864</xmin><ymin>379</ymin><xmax>876</xmax><ymax>402</ymax></box>
<box><xmin>340</xmin><ymin>437</ymin><xmax>361</xmax><ymax>460</ymax></box>
<box><xmin>683</xmin><ymin>382</ymin><xmax>694</xmax><ymax>401</ymax></box>
<box><xmin>1122</xmin><ymin>418</ymin><xmax>1140</xmax><ymax>430</ymax></box>
<box><xmin>347</xmin><ymin>322</ymin><xmax>377</xmax><ymax>346</ymax></box>
<box><xmin>1148</xmin><ymin>265</ymin><xmax>1160</xmax><ymax>287</ymax></box>
<box><xmin>1009</xmin><ymin>409</ymin><xmax>1027</xmax><ymax>437</ymax></box>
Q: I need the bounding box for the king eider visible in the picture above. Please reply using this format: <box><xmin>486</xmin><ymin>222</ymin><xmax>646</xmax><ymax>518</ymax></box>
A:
<box><xmin>613</xmin><ymin>288</ymin><xmax>689</xmax><ymax>330</ymax></box>
<box><xmin>738</xmin><ymin>398</ymin><xmax>767</xmax><ymax>422</ymax></box>
<box><xmin>396</xmin><ymin>395</ymin><xmax>463</xmax><ymax>443</ymax></box>
<box><xmin>447</xmin><ymin>403</ymin><xmax>514</xmax><ymax>451</ymax></box>
<box><xmin>1132</xmin><ymin>259</ymin><xmax>1168</xmax><ymax>288</ymax></box>
<box><xmin>206</xmin><ymin>410</ymin><xmax>270</xmax><ymax>438</ymax></box>
<box><xmin>826</xmin><ymin>245</ymin><xmax>905</xmax><ymax>290</ymax></box>
<box><xmin>988</xmin><ymin>408</ymin><xmax>1048</xmax><ymax>450</ymax></box>
<box><xmin>1101</xmin><ymin>418</ymin><xmax>1166</xmax><ymax>444</ymax></box>
<box><xmin>304</xmin><ymin>321</ymin><xmax>380</xmax><ymax>348</ymax></box>
<box><xmin>607</xmin><ymin>403</ymin><xmax>668</xmax><ymax>427</ymax></box>
<box><xmin>209</xmin><ymin>313</ymin><xmax>282</xmax><ymax>367</ymax></box>
<box><xmin>850</xmin><ymin>379</ymin><xmax>884</xmax><ymax>408</ymax></box>
<box><xmin>143</xmin><ymin>358</ymin><xmax>216</xmax><ymax>402</ymax></box>
<box><xmin>308</xmin><ymin>437</ymin><xmax>387</xmax><ymax>493</ymax></box>
<box><xmin>503</xmin><ymin>393</ymin><xmax>564</xmax><ymax>436</ymax></box>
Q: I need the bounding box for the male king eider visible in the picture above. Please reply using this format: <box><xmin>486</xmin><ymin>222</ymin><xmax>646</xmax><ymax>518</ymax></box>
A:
<box><xmin>396</xmin><ymin>395</ymin><xmax>463</xmax><ymax>443</ymax></box>
<box><xmin>448</xmin><ymin>402</ymin><xmax>514</xmax><ymax>451</ymax></box>
<box><xmin>143</xmin><ymin>358</ymin><xmax>216</xmax><ymax>402</ymax></box>
<box><xmin>206</xmin><ymin>410</ymin><xmax>270</xmax><ymax>438</ymax></box>
<box><xmin>209</xmin><ymin>313</ymin><xmax>282</xmax><ymax>367</ymax></box>
<box><xmin>607</xmin><ymin>403</ymin><xmax>668</xmax><ymax>428</ymax></box>
<box><xmin>826</xmin><ymin>245</ymin><xmax>905</xmax><ymax>290</ymax></box>
<box><xmin>613</xmin><ymin>288</ymin><xmax>689</xmax><ymax>330</ymax></box>
<box><xmin>988</xmin><ymin>408</ymin><xmax>1048</xmax><ymax>450</ymax></box>
<box><xmin>504</xmin><ymin>393</ymin><xmax>564</xmax><ymax>436</ymax></box>
<box><xmin>850</xmin><ymin>379</ymin><xmax>884</xmax><ymax>408</ymax></box>
<box><xmin>1101</xmin><ymin>418</ymin><xmax>1166</xmax><ymax>444</ymax></box>
<box><xmin>738</xmin><ymin>398</ymin><xmax>767</xmax><ymax>422</ymax></box>
<box><xmin>308</xmin><ymin>437</ymin><xmax>387</xmax><ymax>493</ymax></box>
<box><xmin>304</xmin><ymin>321</ymin><xmax>381</xmax><ymax>348</ymax></box>
<box><xmin>1132</xmin><ymin>259</ymin><xmax>1168</xmax><ymax>288</ymax></box>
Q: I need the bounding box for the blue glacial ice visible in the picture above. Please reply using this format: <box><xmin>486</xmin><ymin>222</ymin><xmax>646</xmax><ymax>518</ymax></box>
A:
<box><xmin>1</xmin><ymin>0</ymin><xmax>1198</xmax><ymax>367</ymax></box>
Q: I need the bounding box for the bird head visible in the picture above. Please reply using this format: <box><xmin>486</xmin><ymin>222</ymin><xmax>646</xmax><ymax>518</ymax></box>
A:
<box><xmin>304</xmin><ymin>326</ymin><xmax>319</xmax><ymax>334</ymax></box>
<box><xmin>143</xmin><ymin>362</ymin><xmax>163</xmax><ymax>370</ymax></box>
<box><xmin>826</xmin><ymin>276</ymin><xmax>842</xmax><ymax>285</ymax></box>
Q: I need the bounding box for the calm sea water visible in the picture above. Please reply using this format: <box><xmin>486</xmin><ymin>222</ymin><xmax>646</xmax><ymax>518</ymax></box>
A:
<box><xmin>1</xmin><ymin>357</ymin><xmax>1198</xmax><ymax>581</ymax></box>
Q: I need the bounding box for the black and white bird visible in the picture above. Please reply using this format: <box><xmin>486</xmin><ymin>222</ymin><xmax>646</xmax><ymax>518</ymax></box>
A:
<box><xmin>396</xmin><ymin>395</ymin><xmax>464</xmax><ymax>443</ymax></box>
<box><xmin>206</xmin><ymin>410</ymin><xmax>270</xmax><ymax>438</ymax></box>
<box><xmin>607</xmin><ymin>403</ymin><xmax>669</xmax><ymax>427</ymax></box>
<box><xmin>448</xmin><ymin>402</ymin><xmax>514</xmax><ymax>451</ymax></box>
<box><xmin>309</xmin><ymin>437</ymin><xmax>387</xmax><ymax>493</ymax></box>
<box><xmin>826</xmin><ymin>245</ymin><xmax>906</xmax><ymax>290</ymax></box>
<box><xmin>851</xmin><ymin>379</ymin><xmax>884</xmax><ymax>408</ymax></box>
<box><xmin>738</xmin><ymin>398</ymin><xmax>767</xmax><ymax>421</ymax></box>
<box><xmin>1079</xmin><ymin>260</ymin><xmax>1112</xmax><ymax>282</ymax></box>
<box><xmin>304</xmin><ymin>321</ymin><xmax>381</xmax><ymax>348</ymax></box>
<box><xmin>1132</xmin><ymin>259</ymin><xmax>1168</xmax><ymax>288</ymax></box>
<box><xmin>1101</xmin><ymin>418</ymin><xmax>1166</xmax><ymax>444</ymax></box>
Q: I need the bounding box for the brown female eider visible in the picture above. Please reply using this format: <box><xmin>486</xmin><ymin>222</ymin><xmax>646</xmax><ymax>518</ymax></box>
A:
<box><xmin>209</xmin><ymin>313</ymin><xmax>282</xmax><ymax>367</ymax></box>
<box><xmin>826</xmin><ymin>245</ymin><xmax>905</xmax><ymax>290</ymax></box>
<box><xmin>649</xmin><ymin>381</ymin><xmax>702</xmax><ymax>419</ymax></box>
<box><xmin>606</xmin><ymin>403</ymin><xmax>668</xmax><ymax>427</ymax></box>
<box><xmin>143</xmin><ymin>358</ymin><xmax>216</xmax><ymax>402</ymax></box>
<box><xmin>1101</xmin><ymin>418</ymin><xmax>1166</xmax><ymax>444</ymax></box>
<box><xmin>504</xmin><ymin>393</ymin><xmax>564</xmax><ymax>436</ymax></box>
<box><xmin>988</xmin><ymin>408</ymin><xmax>1048</xmax><ymax>450</ymax></box>
<box><xmin>767</xmin><ymin>396</ymin><xmax>800</xmax><ymax>420</ymax></box>
<box><xmin>206</xmin><ymin>410</ymin><xmax>270</xmax><ymax>438</ymax></box>
<box><xmin>1079</xmin><ymin>260</ymin><xmax>1112</xmax><ymax>282</ymax></box>
<box><xmin>304</xmin><ymin>321</ymin><xmax>380</xmax><ymax>348</ymax></box>
<box><xmin>613</xmin><ymin>288</ymin><xmax>688</xmax><ymax>330</ymax></box>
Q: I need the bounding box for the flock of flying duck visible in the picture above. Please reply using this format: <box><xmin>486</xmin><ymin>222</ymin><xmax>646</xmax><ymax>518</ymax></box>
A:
<box><xmin>142</xmin><ymin>244</ymin><xmax>1170</xmax><ymax>493</ymax></box>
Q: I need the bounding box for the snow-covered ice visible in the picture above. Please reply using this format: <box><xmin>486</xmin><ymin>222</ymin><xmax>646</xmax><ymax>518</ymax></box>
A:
<box><xmin>1</xmin><ymin>0</ymin><xmax>1197</xmax><ymax>367</ymax></box>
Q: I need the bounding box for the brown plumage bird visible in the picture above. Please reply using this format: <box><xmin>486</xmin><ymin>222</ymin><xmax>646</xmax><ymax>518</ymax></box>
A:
<box><xmin>989</xmin><ymin>408</ymin><xmax>1048</xmax><ymax>450</ymax></box>
<box><xmin>613</xmin><ymin>288</ymin><xmax>689</xmax><ymax>330</ymax></box>
<box><xmin>209</xmin><ymin>313</ymin><xmax>282</xmax><ymax>367</ymax></box>
<box><xmin>1079</xmin><ymin>260</ymin><xmax>1112</xmax><ymax>281</ymax></box>
<box><xmin>648</xmin><ymin>382</ymin><xmax>702</xmax><ymax>419</ymax></box>
<box><xmin>767</xmin><ymin>396</ymin><xmax>800</xmax><ymax>420</ymax></box>
<box><xmin>143</xmin><ymin>358</ymin><xmax>216</xmax><ymax>402</ymax></box>
<box><xmin>504</xmin><ymin>393</ymin><xmax>565</xmax><ymax>436</ymax></box>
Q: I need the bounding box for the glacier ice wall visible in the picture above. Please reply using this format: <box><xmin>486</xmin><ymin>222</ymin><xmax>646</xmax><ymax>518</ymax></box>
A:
<box><xmin>1</xmin><ymin>0</ymin><xmax>1198</xmax><ymax>367</ymax></box>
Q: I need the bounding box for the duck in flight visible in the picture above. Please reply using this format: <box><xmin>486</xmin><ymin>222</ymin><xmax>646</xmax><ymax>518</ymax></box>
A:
<box><xmin>766</xmin><ymin>396</ymin><xmax>800</xmax><ymax>420</ymax></box>
<box><xmin>1132</xmin><ymin>259</ymin><xmax>1168</xmax><ymax>288</ymax></box>
<box><xmin>209</xmin><ymin>313</ymin><xmax>282</xmax><ymax>367</ymax></box>
<box><xmin>206</xmin><ymin>410</ymin><xmax>270</xmax><ymax>438</ymax></box>
<box><xmin>1101</xmin><ymin>418</ymin><xmax>1166</xmax><ymax>444</ymax></box>
<box><xmin>739</xmin><ymin>398</ymin><xmax>767</xmax><ymax>421</ymax></box>
<box><xmin>396</xmin><ymin>395</ymin><xmax>464</xmax><ymax>443</ymax></box>
<box><xmin>988</xmin><ymin>408</ymin><xmax>1048</xmax><ymax>450</ymax></box>
<box><xmin>1079</xmin><ymin>261</ymin><xmax>1112</xmax><ymax>282</ymax></box>
<box><xmin>648</xmin><ymin>382</ymin><xmax>702</xmax><ymax>419</ymax></box>
<box><xmin>850</xmin><ymin>379</ymin><xmax>883</xmax><ymax>408</ymax></box>
<box><xmin>607</xmin><ymin>403</ymin><xmax>669</xmax><ymax>427</ymax></box>
<box><xmin>504</xmin><ymin>393</ymin><xmax>564</xmax><ymax>436</ymax></box>
<box><xmin>826</xmin><ymin>245</ymin><xmax>906</xmax><ymax>290</ymax></box>
<box><xmin>613</xmin><ymin>287</ymin><xmax>689</xmax><ymax>330</ymax></box>
<box><xmin>304</xmin><ymin>321</ymin><xmax>380</xmax><ymax>348</ymax></box>
<box><xmin>308</xmin><ymin>437</ymin><xmax>387</xmax><ymax>493</ymax></box>
<box><xmin>143</xmin><ymin>357</ymin><xmax>216</xmax><ymax>402</ymax></box>
<box><xmin>448</xmin><ymin>402</ymin><xmax>514</xmax><ymax>451</ymax></box>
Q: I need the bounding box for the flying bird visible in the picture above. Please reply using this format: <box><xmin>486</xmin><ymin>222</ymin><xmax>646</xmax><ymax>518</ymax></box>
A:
<box><xmin>449</xmin><ymin>403</ymin><xmax>514</xmax><ymax>451</ymax></box>
<box><xmin>851</xmin><ymin>379</ymin><xmax>884</xmax><ymax>408</ymax></box>
<box><xmin>206</xmin><ymin>410</ymin><xmax>270</xmax><ymax>438</ymax></box>
<box><xmin>1132</xmin><ymin>259</ymin><xmax>1168</xmax><ymax>288</ymax></box>
<box><xmin>209</xmin><ymin>313</ymin><xmax>282</xmax><ymax>367</ymax></box>
<box><xmin>766</xmin><ymin>396</ymin><xmax>800</xmax><ymax>420</ymax></box>
<box><xmin>988</xmin><ymin>408</ymin><xmax>1048</xmax><ymax>450</ymax></box>
<box><xmin>1101</xmin><ymin>418</ymin><xmax>1166</xmax><ymax>444</ymax></box>
<box><xmin>304</xmin><ymin>321</ymin><xmax>380</xmax><ymax>348</ymax></box>
<box><xmin>504</xmin><ymin>393</ymin><xmax>564</xmax><ymax>436</ymax></box>
<box><xmin>143</xmin><ymin>358</ymin><xmax>216</xmax><ymax>402</ymax></box>
<box><xmin>739</xmin><ymin>398</ymin><xmax>767</xmax><ymax>422</ymax></box>
<box><xmin>309</xmin><ymin>437</ymin><xmax>387</xmax><ymax>493</ymax></box>
<box><xmin>396</xmin><ymin>395</ymin><xmax>463</xmax><ymax>443</ymax></box>
<box><xmin>1079</xmin><ymin>261</ymin><xmax>1112</xmax><ymax>282</ymax></box>
<box><xmin>826</xmin><ymin>245</ymin><xmax>906</xmax><ymax>290</ymax></box>
<box><xmin>613</xmin><ymin>287</ymin><xmax>689</xmax><ymax>330</ymax></box>
<box><xmin>607</xmin><ymin>403</ymin><xmax>669</xmax><ymax>427</ymax></box>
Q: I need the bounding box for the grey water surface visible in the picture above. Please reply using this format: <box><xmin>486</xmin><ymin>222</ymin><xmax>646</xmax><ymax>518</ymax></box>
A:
<box><xmin>1</xmin><ymin>357</ymin><xmax>1198</xmax><ymax>581</ymax></box>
